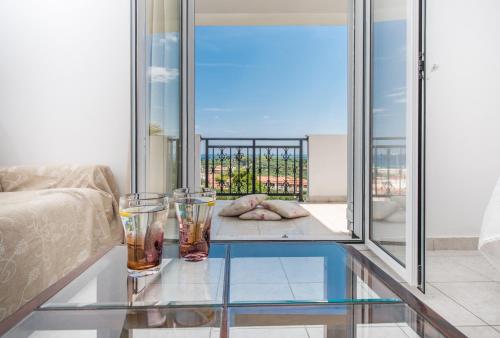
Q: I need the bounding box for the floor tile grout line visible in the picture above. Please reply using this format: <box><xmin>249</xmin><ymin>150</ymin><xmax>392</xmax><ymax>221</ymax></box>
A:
<box><xmin>305</xmin><ymin>325</ymin><xmax>314</xmax><ymax>338</ymax></box>
<box><xmin>430</xmin><ymin>256</ymin><xmax>497</xmax><ymax>282</ymax></box>
<box><xmin>229</xmin><ymin>283</ymin><xmax>293</xmax><ymax>286</ymax></box>
<box><xmin>427</xmin><ymin>280</ymin><xmax>499</xmax><ymax>284</ymax></box>
<box><xmin>428</xmin><ymin>282</ymin><xmax>491</xmax><ymax>326</ymax></box>
<box><xmin>400</xmin><ymin>325</ymin><xmax>414</xmax><ymax>338</ymax></box>
<box><xmin>278</xmin><ymin>257</ymin><xmax>297</xmax><ymax>299</ymax></box>
<box><xmin>454</xmin><ymin>325</ymin><xmax>500</xmax><ymax>336</ymax></box>
<box><xmin>455</xmin><ymin>325</ymin><xmax>494</xmax><ymax>327</ymax></box>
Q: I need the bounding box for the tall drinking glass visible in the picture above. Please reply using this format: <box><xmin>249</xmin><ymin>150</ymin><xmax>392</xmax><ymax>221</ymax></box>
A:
<box><xmin>120</xmin><ymin>193</ymin><xmax>169</xmax><ymax>276</ymax></box>
<box><xmin>174</xmin><ymin>188</ymin><xmax>216</xmax><ymax>261</ymax></box>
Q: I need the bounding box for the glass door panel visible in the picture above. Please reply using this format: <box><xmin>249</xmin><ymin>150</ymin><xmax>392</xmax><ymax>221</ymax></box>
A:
<box><xmin>367</xmin><ymin>0</ymin><xmax>425</xmax><ymax>288</ymax></box>
<box><xmin>136</xmin><ymin>0</ymin><xmax>182</xmax><ymax>194</ymax></box>
<box><xmin>369</xmin><ymin>0</ymin><xmax>409</xmax><ymax>266</ymax></box>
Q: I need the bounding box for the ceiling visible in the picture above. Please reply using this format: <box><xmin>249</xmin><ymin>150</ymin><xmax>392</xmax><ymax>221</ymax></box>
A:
<box><xmin>195</xmin><ymin>0</ymin><xmax>349</xmax><ymax>26</ymax></box>
<box><xmin>373</xmin><ymin>0</ymin><xmax>407</xmax><ymax>22</ymax></box>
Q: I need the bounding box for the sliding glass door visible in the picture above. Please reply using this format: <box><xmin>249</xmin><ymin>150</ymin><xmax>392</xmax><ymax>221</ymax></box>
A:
<box><xmin>366</xmin><ymin>0</ymin><xmax>425</xmax><ymax>288</ymax></box>
<box><xmin>131</xmin><ymin>0</ymin><xmax>425</xmax><ymax>258</ymax></box>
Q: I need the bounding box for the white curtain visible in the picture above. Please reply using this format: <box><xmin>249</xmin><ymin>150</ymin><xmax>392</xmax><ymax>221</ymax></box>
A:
<box><xmin>479</xmin><ymin>176</ymin><xmax>500</xmax><ymax>271</ymax></box>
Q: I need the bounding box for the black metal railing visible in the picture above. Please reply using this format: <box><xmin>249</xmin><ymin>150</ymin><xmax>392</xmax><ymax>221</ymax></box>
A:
<box><xmin>201</xmin><ymin>137</ymin><xmax>308</xmax><ymax>201</ymax></box>
<box><xmin>372</xmin><ymin>137</ymin><xmax>406</xmax><ymax>197</ymax></box>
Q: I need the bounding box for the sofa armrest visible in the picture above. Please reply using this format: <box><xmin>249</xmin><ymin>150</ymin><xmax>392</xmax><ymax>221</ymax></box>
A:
<box><xmin>0</xmin><ymin>165</ymin><xmax>120</xmax><ymax>203</ymax></box>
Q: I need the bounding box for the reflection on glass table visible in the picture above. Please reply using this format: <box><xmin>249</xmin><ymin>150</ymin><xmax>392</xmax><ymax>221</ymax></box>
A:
<box><xmin>42</xmin><ymin>242</ymin><xmax>399</xmax><ymax>309</ymax></box>
<box><xmin>3</xmin><ymin>307</ymin><xmax>222</xmax><ymax>338</ymax></box>
<box><xmin>228</xmin><ymin>303</ymin><xmax>444</xmax><ymax>338</ymax></box>
<box><xmin>369</xmin><ymin>0</ymin><xmax>409</xmax><ymax>265</ymax></box>
<box><xmin>3</xmin><ymin>241</ymin><xmax>457</xmax><ymax>338</ymax></box>
<box><xmin>4</xmin><ymin>304</ymin><xmax>444</xmax><ymax>338</ymax></box>
<box><xmin>228</xmin><ymin>243</ymin><xmax>400</xmax><ymax>304</ymax></box>
<box><xmin>42</xmin><ymin>244</ymin><xmax>227</xmax><ymax>308</ymax></box>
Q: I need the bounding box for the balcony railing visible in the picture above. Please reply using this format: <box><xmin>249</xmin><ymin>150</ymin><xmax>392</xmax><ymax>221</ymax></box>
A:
<box><xmin>372</xmin><ymin>137</ymin><xmax>406</xmax><ymax>198</ymax></box>
<box><xmin>201</xmin><ymin>137</ymin><xmax>308</xmax><ymax>201</ymax></box>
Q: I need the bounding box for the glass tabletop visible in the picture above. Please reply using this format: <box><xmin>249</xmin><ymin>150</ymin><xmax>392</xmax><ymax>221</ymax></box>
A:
<box><xmin>4</xmin><ymin>242</ymin><xmax>457</xmax><ymax>337</ymax></box>
<box><xmin>228</xmin><ymin>243</ymin><xmax>400</xmax><ymax>304</ymax></box>
<box><xmin>41</xmin><ymin>242</ymin><xmax>399</xmax><ymax>310</ymax></box>
<box><xmin>3</xmin><ymin>304</ymin><xmax>445</xmax><ymax>338</ymax></box>
<box><xmin>42</xmin><ymin>244</ymin><xmax>227</xmax><ymax>308</ymax></box>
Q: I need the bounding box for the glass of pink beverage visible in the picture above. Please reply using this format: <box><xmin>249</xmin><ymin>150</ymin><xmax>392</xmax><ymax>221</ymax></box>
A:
<box><xmin>119</xmin><ymin>193</ymin><xmax>168</xmax><ymax>276</ymax></box>
<box><xmin>174</xmin><ymin>188</ymin><xmax>216</xmax><ymax>261</ymax></box>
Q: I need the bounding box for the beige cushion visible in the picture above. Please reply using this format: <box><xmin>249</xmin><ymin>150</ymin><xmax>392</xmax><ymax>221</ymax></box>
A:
<box><xmin>239</xmin><ymin>208</ymin><xmax>282</xmax><ymax>221</ymax></box>
<box><xmin>218</xmin><ymin>194</ymin><xmax>267</xmax><ymax>216</ymax></box>
<box><xmin>261</xmin><ymin>200</ymin><xmax>310</xmax><ymax>219</ymax></box>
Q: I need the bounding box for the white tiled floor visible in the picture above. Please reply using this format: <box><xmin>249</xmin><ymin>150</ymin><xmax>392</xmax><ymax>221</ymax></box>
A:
<box><xmin>227</xmin><ymin>326</ymin><xmax>318</xmax><ymax>338</ymax></box>
<box><xmin>212</xmin><ymin>201</ymin><xmax>352</xmax><ymax>241</ymax></box>
<box><xmin>126</xmin><ymin>323</ymin><xmax>440</xmax><ymax>338</ymax></box>
<box><xmin>225</xmin><ymin>324</ymin><xmax>425</xmax><ymax>338</ymax></box>
<box><xmin>355</xmin><ymin>246</ymin><xmax>500</xmax><ymax>337</ymax></box>
<box><xmin>229</xmin><ymin>256</ymin><xmax>326</xmax><ymax>302</ymax></box>
<box><xmin>228</xmin><ymin>255</ymin><xmax>388</xmax><ymax>303</ymax></box>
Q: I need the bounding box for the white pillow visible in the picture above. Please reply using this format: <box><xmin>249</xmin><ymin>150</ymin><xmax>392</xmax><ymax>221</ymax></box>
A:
<box><xmin>218</xmin><ymin>194</ymin><xmax>267</xmax><ymax>217</ymax></box>
<box><xmin>372</xmin><ymin>200</ymin><xmax>399</xmax><ymax>220</ymax></box>
<box><xmin>239</xmin><ymin>208</ymin><xmax>282</xmax><ymax>221</ymax></box>
<box><xmin>261</xmin><ymin>200</ymin><xmax>310</xmax><ymax>219</ymax></box>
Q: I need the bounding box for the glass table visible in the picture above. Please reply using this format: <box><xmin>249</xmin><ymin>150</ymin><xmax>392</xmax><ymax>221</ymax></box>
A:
<box><xmin>2</xmin><ymin>242</ymin><xmax>458</xmax><ymax>337</ymax></box>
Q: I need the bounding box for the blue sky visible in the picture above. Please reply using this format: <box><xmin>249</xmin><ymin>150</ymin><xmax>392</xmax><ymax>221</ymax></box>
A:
<box><xmin>372</xmin><ymin>20</ymin><xmax>407</xmax><ymax>139</ymax></box>
<box><xmin>195</xmin><ymin>25</ymin><xmax>348</xmax><ymax>138</ymax></box>
<box><xmin>149</xmin><ymin>22</ymin><xmax>406</xmax><ymax>140</ymax></box>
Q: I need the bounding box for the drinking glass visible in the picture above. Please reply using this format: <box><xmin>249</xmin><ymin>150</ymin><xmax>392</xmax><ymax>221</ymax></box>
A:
<box><xmin>120</xmin><ymin>193</ymin><xmax>169</xmax><ymax>276</ymax></box>
<box><xmin>174</xmin><ymin>188</ymin><xmax>216</xmax><ymax>261</ymax></box>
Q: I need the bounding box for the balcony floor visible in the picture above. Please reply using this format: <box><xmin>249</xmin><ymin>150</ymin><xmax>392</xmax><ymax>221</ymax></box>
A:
<box><xmin>212</xmin><ymin>200</ymin><xmax>352</xmax><ymax>241</ymax></box>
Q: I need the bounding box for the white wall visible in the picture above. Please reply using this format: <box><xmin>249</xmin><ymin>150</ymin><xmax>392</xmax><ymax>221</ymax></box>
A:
<box><xmin>426</xmin><ymin>0</ymin><xmax>500</xmax><ymax>238</ymax></box>
<box><xmin>308</xmin><ymin>134</ymin><xmax>347</xmax><ymax>202</ymax></box>
<box><xmin>0</xmin><ymin>0</ymin><xmax>131</xmax><ymax>193</ymax></box>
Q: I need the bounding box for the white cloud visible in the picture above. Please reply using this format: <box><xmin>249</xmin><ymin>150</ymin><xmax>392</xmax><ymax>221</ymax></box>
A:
<box><xmin>202</xmin><ymin>107</ymin><xmax>231</xmax><ymax>112</ymax></box>
<box><xmin>196</xmin><ymin>62</ymin><xmax>258</xmax><ymax>68</ymax></box>
<box><xmin>163</xmin><ymin>35</ymin><xmax>179</xmax><ymax>43</ymax></box>
<box><xmin>386</xmin><ymin>91</ymin><xmax>405</xmax><ymax>98</ymax></box>
<box><xmin>149</xmin><ymin>67</ymin><xmax>179</xmax><ymax>83</ymax></box>
<box><xmin>394</xmin><ymin>98</ymin><xmax>407</xmax><ymax>104</ymax></box>
<box><xmin>373</xmin><ymin>108</ymin><xmax>387</xmax><ymax>113</ymax></box>
<box><xmin>263</xmin><ymin>115</ymin><xmax>271</xmax><ymax>119</ymax></box>
<box><xmin>155</xmin><ymin>35</ymin><xmax>179</xmax><ymax>45</ymax></box>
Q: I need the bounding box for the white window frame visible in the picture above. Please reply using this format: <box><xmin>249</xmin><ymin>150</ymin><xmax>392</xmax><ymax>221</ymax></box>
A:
<box><xmin>363</xmin><ymin>0</ymin><xmax>423</xmax><ymax>286</ymax></box>
<box><xmin>352</xmin><ymin>0</ymin><xmax>366</xmax><ymax>240</ymax></box>
<box><xmin>182</xmin><ymin>0</ymin><xmax>197</xmax><ymax>189</ymax></box>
